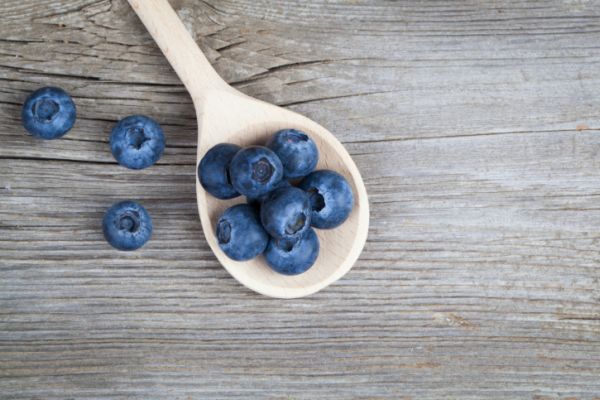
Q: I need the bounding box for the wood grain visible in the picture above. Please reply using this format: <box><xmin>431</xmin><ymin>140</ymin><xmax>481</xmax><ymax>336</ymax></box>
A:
<box><xmin>1</xmin><ymin>0</ymin><xmax>600</xmax><ymax>398</ymax></box>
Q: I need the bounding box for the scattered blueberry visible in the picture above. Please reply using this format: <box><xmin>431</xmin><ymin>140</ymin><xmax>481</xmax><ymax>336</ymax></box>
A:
<box><xmin>110</xmin><ymin>115</ymin><xmax>165</xmax><ymax>170</ymax></box>
<box><xmin>198</xmin><ymin>143</ymin><xmax>241</xmax><ymax>199</ymax></box>
<box><xmin>229</xmin><ymin>146</ymin><xmax>283</xmax><ymax>198</ymax></box>
<box><xmin>266</xmin><ymin>129</ymin><xmax>318</xmax><ymax>179</ymax></box>
<box><xmin>299</xmin><ymin>170</ymin><xmax>353</xmax><ymax>229</ymax></box>
<box><xmin>22</xmin><ymin>86</ymin><xmax>76</xmax><ymax>139</ymax></box>
<box><xmin>246</xmin><ymin>179</ymin><xmax>291</xmax><ymax>207</ymax></box>
<box><xmin>260</xmin><ymin>186</ymin><xmax>311</xmax><ymax>241</ymax></box>
<box><xmin>102</xmin><ymin>200</ymin><xmax>152</xmax><ymax>251</ymax></box>
<box><xmin>264</xmin><ymin>228</ymin><xmax>319</xmax><ymax>275</ymax></box>
<box><xmin>217</xmin><ymin>204</ymin><xmax>269</xmax><ymax>261</ymax></box>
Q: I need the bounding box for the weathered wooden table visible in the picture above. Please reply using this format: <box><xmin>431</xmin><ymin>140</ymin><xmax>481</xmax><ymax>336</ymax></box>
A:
<box><xmin>2</xmin><ymin>1</ymin><xmax>600</xmax><ymax>398</ymax></box>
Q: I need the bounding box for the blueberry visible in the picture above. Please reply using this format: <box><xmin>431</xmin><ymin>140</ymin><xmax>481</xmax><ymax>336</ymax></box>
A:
<box><xmin>198</xmin><ymin>143</ymin><xmax>241</xmax><ymax>199</ymax></box>
<box><xmin>260</xmin><ymin>186</ymin><xmax>311</xmax><ymax>241</ymax></box>
<box><xmin>229</xmin><ymin>146</ymin><xmax>283</xmax><ymax>198</ymax></box>
<box><xmin>298</xmin><ymin>170</ymin><xmax>354</xmax><ymax>229</ymax></box>
<box><xmin>21</xmin><ymin>87</ymin><xmax>76</xmax><ymax>139</ymax></box>
<box><xmin>217</xmin><ymin>204</ymin><xmax>269</xmax><ymax>261</ymax></box>
<box><xmin>102</xmin><ymin>201</ymin><xmax>152</xmax><ymax>251</ymax></box>
<box><xmin>266</xmin><ymin>129</ymin><xmax>318</xmax><ymax>179</ymax></box>
<box><xmin>246</xmin><ymin>179</ymin><xmax>291</xmax><ymax>207</ymax></box>
<box><xmin>110</xmin><ymin>115</ymin><xmax>165</xmax><ymax>170</ymax></box>
<box><xmin>264</xmin><ymin>228</ymin><xmax>319</xmax><ymax>275</ymax></box>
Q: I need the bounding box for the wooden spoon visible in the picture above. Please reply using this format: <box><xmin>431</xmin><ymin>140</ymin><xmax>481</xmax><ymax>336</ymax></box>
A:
<box><xmin>128</xmin><ymin>0</ymin><xmax>369</xmax><ymax>298</ymax></box>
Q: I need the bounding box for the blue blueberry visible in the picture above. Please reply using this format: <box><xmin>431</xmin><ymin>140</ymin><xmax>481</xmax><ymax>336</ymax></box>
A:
<box><xmin>217</xmin><ymin>204</ymin><xmax>269</xmax><ymax>261</ymax></box>
<box><xmin>266</xmin><ymin>129</ymin><xmax>318</xmax><ymax>179</ymax></box>
<box><xmin>246</xmin><ymin>179</ymin><xmax>291</xmax><ymax>207</ymax></box>
<box><xmin>264</xmin><ymin>228</ymin><xmax>319</xmax><ymax>275</ymax></box>
<box><xmin>110</xmin><ymin>115</ymin><xmax>165</xmax><ymax>170</ymax></box>
<box><xmin>229</xmin><ymin>146</ymin><xmax>283</xmax><ymax>198</ymax></box>
<box><xmin>102</xmin><ymin>201</ymin><xmax>152</xmax><ymax>251</ymax></box>
<box><xmin>198</xmin><ymin>143</ymin><xmax>241</xmax><ymax>199</ymax></box>
<box><xmin>298</xmin><ymin>170</ymin><xmax>354</xmax><ymax>229</ymax></box>
<box><xmin>22</xmin><ymin>87</ymin><xmax>76</xmax><ymax>139</ymax></box>
<box><xmin>260</xmin><ymin>186</ymin><xmax>311</xmax><ymax>241</ymax></box>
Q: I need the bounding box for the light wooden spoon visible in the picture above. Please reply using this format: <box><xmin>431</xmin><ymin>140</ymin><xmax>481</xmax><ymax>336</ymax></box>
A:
<box><xmin>129</xmin><ymin>0</ymin><xmax>369</xmax><ymax>298</ymax></box>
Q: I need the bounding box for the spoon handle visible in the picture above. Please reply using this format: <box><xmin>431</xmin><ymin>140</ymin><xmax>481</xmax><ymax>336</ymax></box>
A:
<box><xmin>128</xmin><ymin>0</ymin><xmax>228</xmax><ymax>96</ymax></box>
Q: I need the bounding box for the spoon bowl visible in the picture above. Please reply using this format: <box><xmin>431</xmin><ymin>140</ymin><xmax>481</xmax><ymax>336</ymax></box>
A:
<box><xmin>129</xmin><ymin>0</ymin><xmax>369</xmax><ymax>298</ymax></box>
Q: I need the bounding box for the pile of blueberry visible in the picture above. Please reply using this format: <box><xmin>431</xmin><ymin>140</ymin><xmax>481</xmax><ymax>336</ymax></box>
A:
<box><xmin>21</xmin><ymin>86</ymin><xmax>165</xmax><ymax>251</ymax></box>
<box><xmin>199</xmin><ymin>129</ymin><xmax>354</xmax><ymax>275</ymax></box>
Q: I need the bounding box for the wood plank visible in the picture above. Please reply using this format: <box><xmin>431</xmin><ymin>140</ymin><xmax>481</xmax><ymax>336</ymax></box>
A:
<box><xmin>1</xmin><ymin>0</ymin><xmax>600</xmax><ymax>398</ymax></box>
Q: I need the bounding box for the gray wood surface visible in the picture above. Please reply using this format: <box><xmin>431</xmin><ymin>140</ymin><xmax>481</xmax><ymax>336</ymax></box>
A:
<box><xmin>2</xmin><ymin>0</ymin><xmax>600</xmax><ymax>398</ymax></box>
